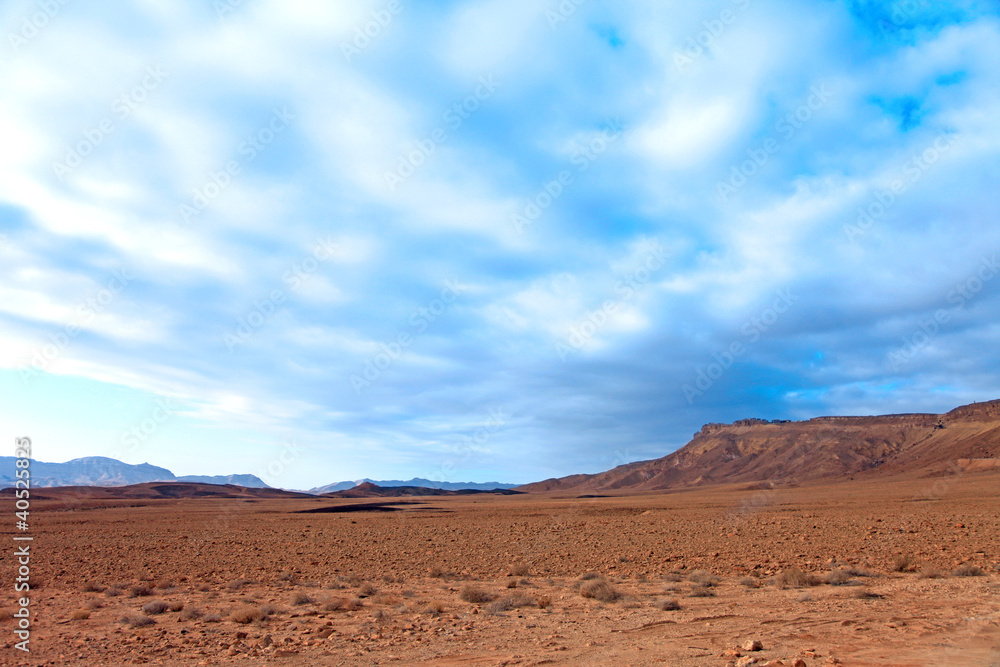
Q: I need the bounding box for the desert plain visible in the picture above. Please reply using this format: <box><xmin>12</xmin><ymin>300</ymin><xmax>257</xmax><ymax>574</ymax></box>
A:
<box><xmin>2</xmin><ymin>471</ymin><xmax>999</xmax><ymax>666</ymax></box>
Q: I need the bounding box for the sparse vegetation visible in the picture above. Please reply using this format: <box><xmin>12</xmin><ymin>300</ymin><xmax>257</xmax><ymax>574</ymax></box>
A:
<box><xmin>851</xmin><ymin>588</ymin><xmax>884</xmax><ymax>599</ymax></box>
<box><xmin>428</xmin><ymin>567</ymin><xmax>446</xmax><ymax>579</ymax></box>
<box><xmin>688</xmin><ymin>585</ymin><xmax>715</xmax><ymax>598</ymax></box>
<box><xmin>772</xmin><ymin>567</ymin><xmax>821</xmax><ymax>589</ymax></box>
<box><xmin>179</xmin><ymin>607</ymin><xmax>203</xmax><ymax>621</ymax></box>
<box><xmin>510</xmin><ymin>563</ymin><xmax>531</xmax><ymax>577</ymax></box>
<box><xmin>120</xmin><ymin>614</ymin><xmax>156</xmax><ymax>628</ymax></box>
<box><xmin>823</xmin><ymin>569</ymin><xmax>853</xmax><ymax>586</ymax></box>
<box><xmin>506</xmin><ymin>578</ymin><xmax>518</xmax><ymax>588</ymax></box>
<box><xmin>536</xmin><ymin>595</ymin><xmax>551</xmax><ymax>609</ymax></box>
<box><xmin>141</xmin><ymin>601</ymin><xmax>169</xmax><ymax>615</ymax></box>
<box><xmin>419</xmin><ymin>601</ymin><xmax>446</xmax><ymax>615</ymax></box>
<box><xmin>952</xmin><ymin>564</ymin><xmax>986</xmax><ymax>577</ymax></box>
<box><xmin>168</xmin><ymin>601</ymin><xmax>184</xmax><ymax>612</ymax></box>
<box><xmin>372</xmin><ymin>608</ymin><xmax>391</xmax><ymax>624</ymax></box>
<box><xmin>891</xmin><ymin>554</ymin><xmax>916</xmax><ymax>573</ymax></box>
<box><xmin>687</xmin><ymin>569</ymin><xmax>720</xmax><ymax>587</ymax></box>
<box><xmin>657</xmin><ymin>598</ymin><xmax>681</xmax><ymax>611</ymax></box>
<box><xmin>579</xmin><ymin>571</ymin><xmax>603</xmax><ymax>581</ymax></box>
<box><xmin>104</xmin><ymin>588</ymin><xmax>123</xmax><ymax>597</ymax></box>
<box><xmin>227</xmin><ymin>579</ymin><xmax>252</xmax><ymax>591</ymax></box>
<box><xmin>155</xmin><ymin>580</ymin><xmax>174</xmax><ymax>590</ymax></box>
<box><xmin>919</xmin><ymin>566</ymin><xmax>948</xmax><ymax>579</ymax></box>
<box><xmin>459</xmin><ymin>585</ymin><xmax>494</xmax><ymax>604</ymax></box>
<box><xmin>204</xmin><ymin>613</ymin><xmax>223</xmax><ymax>623</ymax></box>
<box><xmin>358</xmin><ymin>582</ymin><xmax>378</xmax><ymax>597</ymax></box>
<box><xmin>845</xmin><ymin>566</ymin><xmax>874</xmax><ymax>577</ymax></box>
<box><xmin>129</xmin><ymin>585</ymin><xmax>153</xmax><ymax>598</ymax></box>
<box><xmin>291</xmin><ymin>592</ymin><xmax>312</xmax><ymax>605</ymax></box>
<box><xmin>230</xmin><ymin>606</ymin><xmax>264</xmax><ymax>624</ymax></box>
<box><xmin>738</xmin><ymin>576</ymin><xmax>758</xmax><ymax>588</ymax></box>
<box><xmin>579</xmin><ymin>578</ymin><xmax>622</xmax><ymax>602</ymax></box>
<box><xmin>485</xmin><ymin>592</ymin><xmax>535</xmax><ymax>613</ymax></box>
<box><xmin>81</xmin><ymin>582</ymin><xmax>105</xmax><ymax>593</ymax></box>
<box><xmin>86</xmin><ymin>599</ymin><xmax>104</xmax><ymax>610</ymax></box>
<box><xmin>70</xmin><ymin>609</ymin><xmax>91</xmax><ymax>620</ymax></box>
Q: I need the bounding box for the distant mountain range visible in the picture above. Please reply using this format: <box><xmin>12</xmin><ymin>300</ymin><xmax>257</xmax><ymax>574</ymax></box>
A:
<box><xmin>0</xmin><ymin>456</ymin><xmax>269</xmax><ymax>489</ymax></box>
<box><xmin>518</xmin><ymin>399</ymin><xmax>1000</xmax><ymax>494</ymax></box>
<box><xmin>308</xmin><ymin>478</ymin><xmax>519</xmax><ymax>494</ymax></box>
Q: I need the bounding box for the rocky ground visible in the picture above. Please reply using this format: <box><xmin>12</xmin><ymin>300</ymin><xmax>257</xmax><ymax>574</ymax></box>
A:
<box><xmin>2</xmin><ymin>472</ymin><xmax>1000</xmax><ymax>665</ymax></box>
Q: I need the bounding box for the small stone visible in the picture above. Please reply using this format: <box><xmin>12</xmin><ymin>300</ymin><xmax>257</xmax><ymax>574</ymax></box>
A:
<box><xmin>763</xmin><ymin>661</ymin><xmax>785</xmax><ymax>667</ymax></box>
<box><xmin>793</xmin><ymin>660</ymin><xmax>808</xmax><ymax>667</ymax></box>
<box><xmin>724</xmin><ymin>648</ymin><xmax>743</xmax><ymax>657</ymax></box>
<box><xmin>744</xmin><ymin>639</ymin><xmax>764</xmax><ymax>651</ymax></box>
<box><xmin>736</xmin><ymin>657</ymin><xmax>758</xmax><ymax>667</ymax></box>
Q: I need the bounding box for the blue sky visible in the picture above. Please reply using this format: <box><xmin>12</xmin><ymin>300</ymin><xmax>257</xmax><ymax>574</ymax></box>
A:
<box><xmin>1</xmin><ymin>0</ymin><xmax>998</xmax><ymax>489</ymax></box>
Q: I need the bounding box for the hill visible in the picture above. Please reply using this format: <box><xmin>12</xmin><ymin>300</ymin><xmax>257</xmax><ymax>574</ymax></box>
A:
<box><xmin>323</xmin><ymin>481</ymin><xmax>523</xmax><ymax>498</ymax></box>
<box><xmin>309</xmin><ymin>477</ymin><xmax>518</xmax><ymax>494</ymax></box>
<box><xmin>518</xmin><ymin>399</ymin><xmax>1000</xmax><ymax>493</ymax></box>
<box><xmin>0</xmin><ymin>456</ymin><xmax>269</xmax><ymax>489</ymax></box>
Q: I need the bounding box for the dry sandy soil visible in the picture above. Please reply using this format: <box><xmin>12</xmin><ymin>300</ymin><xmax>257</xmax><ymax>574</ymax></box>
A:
<box><xmin>3</xmin><ymin>473</ymin><xmax>1000</xmax><ymax>666</ymax></box>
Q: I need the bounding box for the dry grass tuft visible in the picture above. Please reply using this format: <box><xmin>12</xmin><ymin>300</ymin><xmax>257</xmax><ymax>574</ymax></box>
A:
<box><xmin>891</xmin><ymin>554</ymin><xmax>916</xmax><ymax>573</ymax></box>
<box><xmin>120</xmin><ymin>614</ymin><xmax>156</xmax><ymax>628</ymax></box>
<box><xmin>141</xmin><ymin>601</ymin><xmax>169</xmax><ymax>615</ymax></box>
<box><xmin>459</xmin><ymin>585</ymin><xmax>494</xmax><ymax>604</ymax></box>
<box><xmin>536</xmin><ymin>595</ymin><xmax>551</xmax><ymax>609</ymax></box>
<box><xmin>358</xmin><ymin>582</ymin><xmax>378</xmax><ymax>597</ymax></box>
<box><xmin>227</xmin><ymin>579</ymin><xmax>252</xmax><ymax>591</ymax></box>
<box><xmin>657</xmin><ymin>598</ymin><xmax>681</xmax><ymax>611</ymax></box>
<box><xmin>179</xmin><ymin>607</ymin><xmax>203</xmax><ymax>621</ymax></box>
<box><xmin>81</xmin><ymin>582</ymin><xmax>105</xmax><ymax>593</ymax></box>
<box><xmin>86</xmin><ymin>599</ymin><xmax>104</xmax><ymax>610</ymax></box>
<box><xmin>688</xmin><ymin>585</ymin><xmax>715</xmax><ymax>598</ymax></box>
<box><xmin>419</xmin><ymin>601</ymin><xmax>446</xmax><ymax>615</ymax></box>
<box><xmin>823</xmin><ymin>569</ymin><xmax>853</xmax><ymax>586</ymax></box>
<box><xmin>851</xmin><ymin>588</ymin><xmax>884</xmax><ymax>599</ymax></box>
<box><xmin>687</xmin><ymin>570</ymin><xmax>720</xmax><ymax>587</ymax></box>
<box><xmin>918</xmin><ymin>566</ymin><xmax>948</xmax><ymax>579</ymax></box>
<box><xmin>510</xmin><ymin>563</ymin><xmax>531</xmax><ymax>577</ymax></box>
<box><xmin>579</xmin><ymin>571</ymin><xmax>603</xmax><ymax>581</ymax></box>
<box><xmin>579</xmin><ymin>578</ymin><xmax>621</xmax><ymax>603</ymax></box>
<box><xmin>230</xmin><ymin>606</ymin><xmax>264</xmax><ymax>624</ymax></box>
<box><xmin>129</xmin><ymin>585</ymin><xmax>154</xmax><ymax>598</ymax></box>
<box><xmin>168</xmin><ymin>601</ymin><xmax>184</xmax><ymax>612</ymax></box>
<box><xmin>104</xmin><ymin>588</ymin><xmax>123</xmax><ymax>598</ymax></box>
<box><xmin>485</xmin><ymin>592</ymin><xmax>535</xmax><ymax>613</ymax></box>
<box><xmin>772</xmin><ymin>567</ymin><xmax>821</xmax><ymax>589</ymax></box>
<box><xmin>291</xmin><ymin>592</ymin><xmax>312</xmax><ymax>606</ymax></box>
<box><xmin>737</xmin><ymin>576</ymin><xmax>758</xmax><ymax>588</ymax></box>
<box><xmin>70</xmin><ymin>609</ymin><xmax>91</xmax><ymax>620</ymax></box>
<box><xmin>952</xmin><ymin>564</ymin><xmax>986</xmax><ymax>577</ymax></box>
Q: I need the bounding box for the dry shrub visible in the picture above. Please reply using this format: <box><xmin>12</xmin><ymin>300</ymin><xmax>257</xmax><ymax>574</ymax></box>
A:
<box><xmin>155</xmin><ymin>580</ymin><xmax>174</xmax><ymax>590</ymax></box>
<box><xmin>952</xmin><ymin>564</ymin><xmax>986</xmax><ymax>577</ymax></box>
<box><xmin>536</xmin><ymin>596</ymin><xmax>551</xmax><ymax>609</ymax></box>
<box><xmin>891</xmin><ymin>554</ymin><xmax>916</xmax><ymax>573</ymax></box>
<box><xmin>259</xmin><ymin>604</ymin><xmax>279</xmax><ymax>617</ymax></box>
<box><xmin>86</xmin><ymin>599</ymin><xmax>104</xmax><ymax>610</ymax></box>
<box><xmin>823</xmin><ymin>569</ymin><xmax>853</xmax><ymax>586</ymax></box>
<box><xmin>230</xmin><ymin>606</ymin><xmax>263</xmax><ymax>624</ymax></box>
<box><xmin>371</xmin><ymin>608</ymin><xmax>391</xmax><ymax>624</ymax></box>
<box><xmin>737</xmin><ymin>576</ymin><xmax>758</xmax><ymax>588</ymax></box>
<box><xmin>919</xmin><ymin>566</ymin><xmax>948</xmax><ymax>579</ymax></box>
<box><xmin>179</xmin><ymin>607</ymin><xmax>203</xmax><ymax>621</ymax></box>
<box><xmin>485</xmin><ymin>593</ymin><xmax>535</xmax><ymax>613</ymax></box>
<box><xmin>688</xmin><ymin>585</ymin><xmax>715</xmax><ymax>598</ymax></box>
<box><xmin>168</xmin><ymin>601</ymin><xmax>184</xmax><ymax>612</ymax></box>
<box><xmin>419</xmin><ymin>601</ymin><xmax>446</xmax><ymax>615</ymax></box>
<box><xmin>70</xmin><ymin>609</ymin><xmax>91</xmax><ymax>620</ymax></box>
<box><xmin>687</xmin><ymin>570</ymin><xmax>720</xmax><ymax>587</ymax></box>
<box><xmin>357</xmin><ymin>582</ymin><xmax>378</xmax><ymax>597</ymax></box>
<box><xmin>322</xmin><ymin>597</ymin><xmax>348</xmax><ymax>612</ymax></box>
<box><xmin>579</xmin><ymin>572</ymin><xmax>603</xmax><ymax>581</ymax></box>
<box><xmin>104</xmin><ymin>588</ymin><xmax>123</xmax><ymax>598</ymax></box>
<box><xmin>772</xmin><ymin>567</ymin><xmax>820</xmax><ymax>589</ymax></box>
<box><xmin>428</xmin><ymin>567</ymin><xmax>446</xmax><ymax>579</ymax></box>
<box><xmin>81</xmin><ymin>582</ymin><xmax>105</xmax><ymax>593</ymax></box>
<box><xmin>459</xmin><ymin>585</ymin><xmax>494</xmax><ymax>604</ymax></box>
<box><xmin>277</xmin><ymin>571</ymin><xmax>296</xmax><ymax>582</ymax></box>
<box><xmin>121</xmin><ymin>614</ymin><xmax>156</xmax><ymax>628</ymax></box>
<box><xmin>506</xmin><ymin>579</ymin><xmax>519</xmax><ymax>589</ymax></box>
<box><xmin>291</xmin><ymin>592</ymin><xmax>312</xmax><ymax>606</ymax></box>
<box><xmin>204</xmin><ymin>613</ymin><xmax>222</xmax><ymax>623</ymax></box>
<box><xmin>657</xmin><ymin>598</ymin><xmax>680</xmax><ymax>611</ymax></box>
<box><xmin>227</xmin><ymin>579</ymin><xmax>252</xmax><ymax>591</ymax></box>
<box><xmin>580</xmin><ymin>579</ymin><xmax>621</xmax><ymax>603</ymax></box>
<box><xmin>663</xmin><ymin>572</ymin><xmax>683</xmax><ymax>583</ymax></box>
<box><xmin>845</xmin><ymin>566</ymin><xmax>874</xmax><ymax>577</ymax></box>
<box><xmin>851</xmin><ymin>588</ymin><xmax>883</xmax><ymax>599</ymax></box>
<box><xmin>129</xmin><ymin>585</ymin><xmax>153</xmax><ymax>598</ymax></box>
<box><xmin>141</xmin><ymin>601</ymin><xmax>169</xmax><ymax>615</ymax></box>
<box><xmin>370</xmin><ymin>592</ymin><xmax>401</xmax><ymax>606</ymax></box>
<box><xmin>511</xmin><ymin>563</ymin><xmax>531</xmax><ymax>577</ymax></box>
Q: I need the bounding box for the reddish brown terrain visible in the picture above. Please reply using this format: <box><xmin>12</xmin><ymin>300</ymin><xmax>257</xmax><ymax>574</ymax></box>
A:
<box><xmin>2</xmin><ymin>400</ymin><xmax>1000</xmax><ymax>665</ymax></box>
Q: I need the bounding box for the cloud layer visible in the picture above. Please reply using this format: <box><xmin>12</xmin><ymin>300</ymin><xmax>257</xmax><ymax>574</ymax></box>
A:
<box><xmin>2</xmin><ymin>0</ymin><xmax>999</xmax><ymax>487</ymax></box>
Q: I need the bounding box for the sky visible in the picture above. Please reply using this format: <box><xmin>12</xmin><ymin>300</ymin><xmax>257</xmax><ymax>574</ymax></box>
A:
<box><xmin>1</xmin><ymin>0</ymin><xmax>999</xmax><ymax>490</ymax></box>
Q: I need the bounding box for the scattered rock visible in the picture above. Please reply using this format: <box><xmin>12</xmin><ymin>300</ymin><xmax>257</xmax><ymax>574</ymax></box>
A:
<box><xmin>744</xmin><ymin>639</ymin><xmax>764</xmax><ymax>652</ymax></box>
<box><xmin>736</xmin><ymin>656</ymin><xmax>758</xmax><ymax>667</ymax></box>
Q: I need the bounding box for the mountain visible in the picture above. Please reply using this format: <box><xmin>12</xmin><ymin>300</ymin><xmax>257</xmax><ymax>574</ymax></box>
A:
<box><xmin>517</xmin><ymin>399</ymin><xmax>1000</xmax><ymax>494</ymax></box>
<box><xmin>308</xmin><ymin>477</ymin><xmax>518</xmax><ymax>494</ymax></box>
<box><xmin>0</xmin><ymin>456</ymin><xmax>269</xmax><ymax>489</ymax></box>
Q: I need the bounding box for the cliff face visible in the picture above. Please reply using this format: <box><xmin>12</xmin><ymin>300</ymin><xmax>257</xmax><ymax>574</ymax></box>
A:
<box><xmin>518</xmin><ymin>399</ymin><xmax>1000</xmax><ymax>493</ymax></box>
